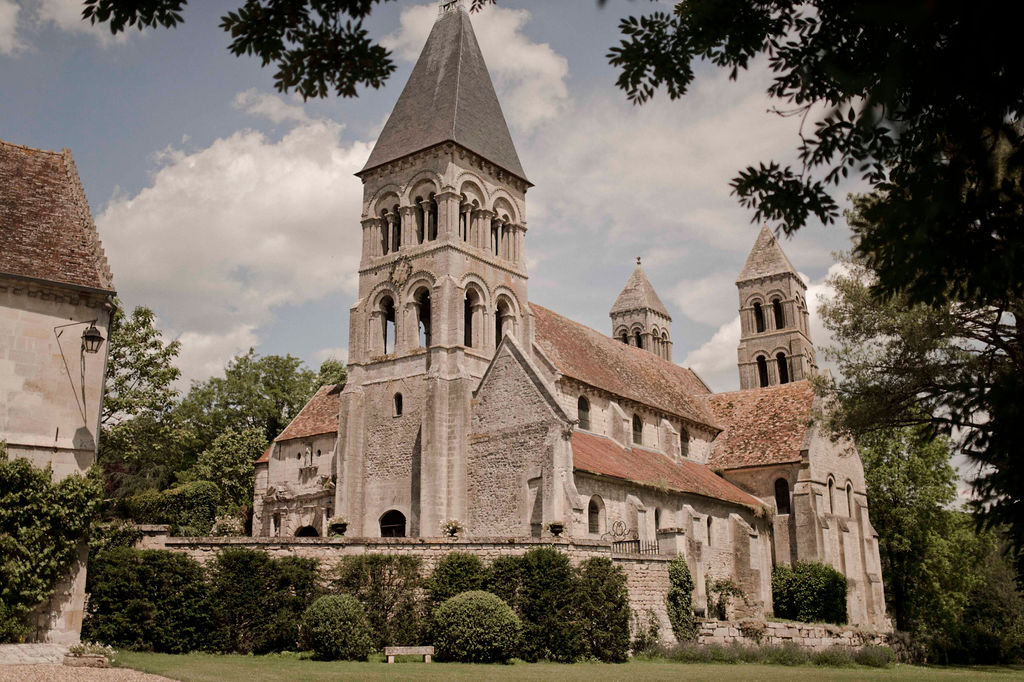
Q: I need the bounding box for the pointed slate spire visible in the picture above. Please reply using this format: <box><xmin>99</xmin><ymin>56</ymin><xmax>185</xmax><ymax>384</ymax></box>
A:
<box><xmin>736</xmin><ymin>226</ymin><xmax>800</xmax><ymax>283</ymax></box>
<box><xmin>359</xmin><ymin>2</ymin><xmax>528</xmax><ymax>182</ymax></box>
<box><xmin>610</xmin><ymin>257</ymin><xmax>671</xmax><ymax>318</ymax></box>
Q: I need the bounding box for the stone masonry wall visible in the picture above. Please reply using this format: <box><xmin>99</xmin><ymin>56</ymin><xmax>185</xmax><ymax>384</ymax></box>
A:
<box><xmin>698</xmin><ymin>619</ymin><xmax>889</xmax><ymax>650</ymax></box>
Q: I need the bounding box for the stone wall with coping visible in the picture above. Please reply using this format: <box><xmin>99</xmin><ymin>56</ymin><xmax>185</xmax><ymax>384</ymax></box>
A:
<box><xmin>697</xmin><ymin>618</ymin><xmax>889</xmax><ymax>650</ymax></box>
<box><xmin>147</xmin><ymin>534</ymin><xmax>676</xmax><ymax>639</ymax></box>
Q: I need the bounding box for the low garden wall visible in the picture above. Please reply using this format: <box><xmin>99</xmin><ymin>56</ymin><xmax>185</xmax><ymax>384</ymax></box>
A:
<box><xmin>146</xmin><ymin>533</ymin><xmax>675</xmax><ymax>639</ymax></box>
<box><xmin>698</xmin><ymin>619</ymin><xmax>889</xmax><ymax>650</ymax></box>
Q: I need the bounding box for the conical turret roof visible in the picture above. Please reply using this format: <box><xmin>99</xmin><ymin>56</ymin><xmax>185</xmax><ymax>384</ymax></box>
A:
<box><xmin>359</xmin><ymin>4</ymin><xmax>527</xmax><ymax>182</ymax></box>
<box><xmin>736</xmin><ymin>226</ymin><xmax>800</xmax><ymax>283</ymax></box>
<box><xmin>611</xmin><ymin>259</ymin><xmax>670</xmax><ymax>318</ymax></box>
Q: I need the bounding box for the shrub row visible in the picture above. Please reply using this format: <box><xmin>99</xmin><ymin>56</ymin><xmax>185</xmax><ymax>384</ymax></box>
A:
<box><xmin>658</xmin><ymin>641</ymin><xmax>895</xmax><ymax>667</ymax></box>
<box><xmin>120</xmin><ymin>480</ymin><xmax>220</xmax><ymax>535</ymax></box>
<box><xmin>772</xmin><ymin>562</ymin><xmax>848</xmax><ymax>625</ymax></box>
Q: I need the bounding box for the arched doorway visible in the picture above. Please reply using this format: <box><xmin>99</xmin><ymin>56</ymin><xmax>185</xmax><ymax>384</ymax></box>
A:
<box><xmin>295</xmin><ymin>525</ymin><xmax>319</xmax><ymax>537</ymax></box>
<box><xmin>379</xmin><ymin>510</ymin><xmax>407</xmax><ymax>538</ymax></box>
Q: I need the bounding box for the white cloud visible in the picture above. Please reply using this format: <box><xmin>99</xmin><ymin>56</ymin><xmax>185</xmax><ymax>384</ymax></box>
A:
<box><xmin>668</xmin><ymin>273</ymin><xmax>736</xmax><ymax>327</ymax></box>
<box><xmin>383</xmin><ymin>3</ymin><xmax>569</xmax><ymax>132</ymax></box>
<box><xmin>233</xmin><ymin>89</ymin><xmax>311</xmax><ymax>125</ymax></box>
<box><xmin>682</xmin><ymin>316</ymin><xmax>741</xmax><ymax>392</ymax></box>
<box><xmin>0</xmin><ymin>0</ymin><xmax>26</xmax><ymax>55</ymax></box>
<box><xmin>35</xmin><ymin>0</ymin><xmax>129</xmax><ymax>46</ymax></box>
<box><xmin>98</xmin><ymin>113</ymin><xmax>372</xmax><ymax>385</ymax></box>
<box><xmin>313</xmin><ymin>346</ymin><xmax>349</xmax><ymax>366</ymax></box>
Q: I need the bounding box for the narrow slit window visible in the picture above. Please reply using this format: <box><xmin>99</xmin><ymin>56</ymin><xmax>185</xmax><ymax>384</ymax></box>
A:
<box><xmin>393</xmin><ymin>393</ymin><xmax>403</xmax><ymax>416</ymax></box>
<box><xmin>757</xmin><ymin>355</ymin><xmax>769</xmax><ymax>387</ymax></box>
<box><xmin>577</xmin><ymin>396</ymin><xmax>591</xmax><ymax>431</ymax></box>
<box><xmin>632</xmin><ymin>414</ymin><xmax>643</xmax><ymax>445</ymax></box>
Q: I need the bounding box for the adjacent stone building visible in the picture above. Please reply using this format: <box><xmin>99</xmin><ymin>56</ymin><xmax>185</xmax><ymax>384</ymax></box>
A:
<box><xmin>0</xmin><ymin>139</ymin><xmax>116</xmax><ymax>643</ymax></box>
<box><xmin>253</xmin><ymin>2</ymin><xmax>887</xmax><ymax>629</ymax></box>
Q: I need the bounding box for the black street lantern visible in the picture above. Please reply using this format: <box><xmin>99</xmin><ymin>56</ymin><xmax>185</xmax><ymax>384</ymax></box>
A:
<box><xmin>81</xmin><ymin>323</ymin><xmax>104</xmax><ymax>354</ymax></box>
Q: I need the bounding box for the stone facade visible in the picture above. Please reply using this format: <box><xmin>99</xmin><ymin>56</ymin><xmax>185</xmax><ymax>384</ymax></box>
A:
<box><xmin>252</xmin><ymin>2</ymin><xmax>888</xmax><ymax>632</ymax></box>
<box><xmin>0</xmin><ymin>140</ymin><xmax>116</xmax><ymax>643</ymax></box>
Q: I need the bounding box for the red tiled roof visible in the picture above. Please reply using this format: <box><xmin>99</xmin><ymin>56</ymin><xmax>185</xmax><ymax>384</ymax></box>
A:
<box><xmin>255</xmin><ymin>444</ymin><xmax>273</xmax><ymax>464</ymax></box>
<box><xmin>0</xmin><ymin>140</ymin><xmax>114</xmax><ymax>292</ymax></box>
<box><xmin>702</xmin><ymin>380</ymin><xmax>815</xmax><ymax>469</ymax></box>
<box><xmin>531</xmin><ymin>303</ymin><xmax>715</xmax><ymax>426</ymax></box>
<box><xmin>274</xmin><ymin>383</ymin><xmax>343</xmax><ymax>442</ymax></box>
<box><xmin>572</xmin><ymin>431</ymin><xmax>762</xmax><ymax>508</ymax></box>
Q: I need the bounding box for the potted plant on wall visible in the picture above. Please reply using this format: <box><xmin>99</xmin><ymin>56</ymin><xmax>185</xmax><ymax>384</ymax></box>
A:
<box><xmin>328</xmin><ymin>516</ymin><xmax>348</xmax><ymax>537</ymax></box>
<box><xmin>440</xmin><ymin>519</ymin><xmax>465</xmax><ymax>538</ymax></box>
<box><xmin>546</xmin><ymin>520</ymin><xmax>565</xmax><ymax>537</ymax></box>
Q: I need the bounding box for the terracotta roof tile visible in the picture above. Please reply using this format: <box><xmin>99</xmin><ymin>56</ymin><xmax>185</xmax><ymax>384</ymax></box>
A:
<box><xmin>274</xmin><ymin>383</ymin><xmax>343</xmax><ymax>442</ymax></box>
<box><xmin>702</xmin><ymin>380</ymin><xmax>815</xmax><ymax>469</ymax></box>
<box><xmin>572</xmin><ymin>431</ymin><xmax>761</xmax><ymax>508</ymax></box>
<box><xmin>255</xmin><ymin>444</ymin><xmax>272</xmax><ymax>464</ymax></box>
<box><xmin>0</xmin><ymin>140</ymin><xmax>114</xmax><ymax>292</ymax></box>
<box><xmin>531</xmin><ymin>303</ymin><xmax>715</xmax><ymax>426</ymax></box>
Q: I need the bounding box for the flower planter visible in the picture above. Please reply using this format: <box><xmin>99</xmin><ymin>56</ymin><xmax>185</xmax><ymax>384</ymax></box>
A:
<box><xmin>548</xmin><ymin>523</ymin><xmax>564</xmax><ymax>537</ymax></box>
<box><xmin>329</xmin><ymin>522</ymin><xmax>348</xmax><ymax>537</ymax></box>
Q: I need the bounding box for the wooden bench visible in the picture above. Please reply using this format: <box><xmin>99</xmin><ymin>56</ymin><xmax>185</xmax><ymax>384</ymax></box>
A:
<box><xmin>383</xmin><ymin>646</ymin><xmax>434</xmax><ymax>663</ymax></box>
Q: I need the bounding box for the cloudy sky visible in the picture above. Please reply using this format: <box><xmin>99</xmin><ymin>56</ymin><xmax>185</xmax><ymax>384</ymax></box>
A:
<box><xmin>1</xmin><ymin>0</ymin><xmax>860</xmax><ymax>391</ymax></box>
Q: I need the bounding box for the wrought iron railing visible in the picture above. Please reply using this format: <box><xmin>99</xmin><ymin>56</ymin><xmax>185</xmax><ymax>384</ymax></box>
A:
<box><xmin>610</xmin><ymin>539</ymin><xmax>661</xmax><ymax>555</ymax></box>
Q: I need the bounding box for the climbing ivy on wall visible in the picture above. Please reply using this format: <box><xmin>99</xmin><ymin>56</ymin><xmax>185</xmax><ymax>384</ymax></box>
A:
<box><xmin>0</xmin><ymin>443</ymin><xmax>102</xmax><ymax>641</ymax></box>
<box><xmin>665</xmin><ymin>554</ymin><xmax>697</xmax><ymax>641</ymax></box>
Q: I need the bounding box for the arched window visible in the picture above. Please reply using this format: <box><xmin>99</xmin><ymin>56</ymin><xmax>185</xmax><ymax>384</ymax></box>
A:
<box><xmin>772</xmin><ymin>297</ymin><xmax>785</xmax><ymax>329</ymax></box>
<box><xmin>495</xmin><ymin>297</ymin><xmax>513</xmax><ymax>343</ymax></box>
<box><xmin>827</xmin><ymin>477</ymin><xmax>835</xmax><ymax>514</ymax></box>
<box><xmin>415</xmin><ymin>195</ymin><xmax>427</xmax><ymax>243</ymax></box>
<box><xmin>777</xmin><ymin>352</ymin><xmax>789</xmax><ymax>384</ymax></box>
<box><xmin>774</xmin><ymin>478</ymin><xmax>791</xmax><ymax>514</ymax></box>
<box><xmin>753</xmin><ymin>301</ymin><xmax>765</xmax><ymax>333</ymax></box>
<box><xmin>295</xmin><ymin>525</ymin><xmax>318</xmax><ymax>537</ymax></box>
<box><xmin>654</xmin><ymin>508</ymin><xmax>661</xmax><ymax>530</ymax></box>
<box><xmin>619</xmin><ymin>331</ymin><xmax>628</xmax><ymax>344</ymax></box>
<box><xmin>632</xmin><ymin>414</ymin><xmax>643</xmax><ymax>445</ymax></box>
<box><xmin>577</xmin><ymin>396</ymin><xmax>591</xmax><ymax>431</ymax></box>
<box><xmin>379</xmin><ymin>510</ymin><xmax>406</xmax><ymax>537</ymax></box>
<box><xmin>464</xmin><ymin>289</ymin><xmax>479</xmax><ymax>347</ymax></box>
<box><xmin>380</xmin><ymin>209</ymin><xmax>392</xmax><ymax>255</ymax></box>
<box><xmin>679</xmin><ymin>426</ymin><xmax>689</xmax><ymax>458</ymax></box>
<box><xmin>415</xmin><ymin>287</ymin><xmax>432</xmax><ymax>348</ymax></box>
<box><xmin>846</xmin><ymin>481</ymin><xmax>854</xmax><ymax>517</ymax></box>
<box><xmin>427</xmin><ymin>193</ymin><xmax>438</xmax><ymax>241</ymax></box>
<box><xmin>393</xmin><ymin>393</ymin><xmax>403</xmax><ymax>416</ymax></box>
<box><xmin>379</xmin><ymin>295</ymin><xmax>396</xmax><ymax>354</ymax></box>
<box><xmin>661</xmin><ymin>331</ymin><xmax>669</xmax><ymax>358</ymax></box>
<box><xmin>756</xmin><ymin>355</ymin><xmax>769</xmax><ymax>387</ymax></box>
<box><xmin>634</xmin><ymin>330</ymin><xmax>643</xmax><ymax>348</ymax></box>
<box><xmin>588</xmin><ymin>496</ymin><xmax>604</xmax><ymax>534</ymax></box>
<box><xmin>491</xmin><ymin>219</ymin><xmax>500</xmax><ymax>255</ymax></box>
<box><xmin>706</xmin><ymin>516</ymin><xmax>713</xmax><ymax>546</ymax></box>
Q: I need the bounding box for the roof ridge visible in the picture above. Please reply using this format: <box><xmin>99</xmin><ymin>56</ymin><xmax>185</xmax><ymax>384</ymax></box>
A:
<box><xmin>60</xmin><ymin>148</ymin><xmax>115</xmax><ymax>291</ymax></box>
<box><xmin>707</xmin><ymin>379</ymin><xmax>812</xmax><ymax>398</ymax></box>
<box><xmin>0</xmin><ymin>138</ymin><xmax>62</xmax><ymax>156</ymax></box>
<box><xmin>451</xmin><ymin>10</ymin><xmax>463</xmax><ymax>140</ymax></box>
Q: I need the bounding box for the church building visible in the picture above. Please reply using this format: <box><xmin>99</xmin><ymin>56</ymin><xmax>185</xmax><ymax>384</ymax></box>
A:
<box><xmin>252</xmin><ymin>2</ymin><xmax>887</xmax><ymax>629</ymax></box>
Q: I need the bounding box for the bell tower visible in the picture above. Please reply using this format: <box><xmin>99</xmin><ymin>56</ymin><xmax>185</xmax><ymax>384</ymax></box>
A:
<box><xmin>337</xmin><ymin>0</ymin><xmax>533</xmax><ymax>538</ymax></box>
<box><xmin>610</xmin><ymin>257</ymin><xmax>673</xmax><ymax>361</ymax></box>
<box><xmin>735</xmin><ymin>226</ymin><xmax>817</xmax><ymax>389</ymax></box>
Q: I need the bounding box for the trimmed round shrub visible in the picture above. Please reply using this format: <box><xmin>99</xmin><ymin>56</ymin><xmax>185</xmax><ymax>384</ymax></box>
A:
<box><xmin>432</xmin><ymin>591</ymin><xmax>521</xmax><ymax>663</ymax></box>
<box><xmin>300</xmin><ymin>595</ymin><xmax>373</xmax><ymax>661</ymax></box>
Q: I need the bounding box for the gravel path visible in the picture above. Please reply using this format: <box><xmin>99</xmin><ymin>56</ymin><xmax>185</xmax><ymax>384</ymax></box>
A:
<box><xmin>0</xmin><ymin>664</ymin><xmax>174</xmax><ymax>682</ymax></box>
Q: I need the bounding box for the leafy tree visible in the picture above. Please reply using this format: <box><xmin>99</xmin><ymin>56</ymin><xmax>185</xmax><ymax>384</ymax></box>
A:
<box><xmin>316</xmin><ymin>357</ymin><xmax>348</xmax><ymax>387</ymax></box>
<box><xmin>818</xmin><ymin>243</ymin><xmax>1024</xmax><ymax>571</ymax></box>
<box><xmin>182</xmin><ymin>427</ymin><xmax>268</xmax><ymax>511</ymax></box>
<box><xmin>514</xmin><ymin>547</ymin><xmax>584</xmax><ymax>663</ymax></box>
<box><xmin>176</xmin><ymin>349</ymin><xmax>318</xmax><ymax>451</ymax></box>
<box><xmin>575</xmin><ymin>557</ymin><xmax>631</xmax><ymax>663</ymax></box>
<box><xmin>329</xmin><ymin>554</ymin><xmax>423</xmax><ymax>649</ymax></box>
<box><xmin>0</xmin><ymin>444</ymin><xmax>103</xmax><ymax>641</ymax></box>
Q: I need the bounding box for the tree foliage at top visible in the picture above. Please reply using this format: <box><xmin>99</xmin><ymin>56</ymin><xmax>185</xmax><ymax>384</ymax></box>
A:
<box><xmin>82</xmin><ymin>0</ymin><xmax>497</xmax><ymax>99</ymax></box>
<box><xmin>609</xmin><ymin>2</ymin><xmax>1023</xmax><ymax>310</ymax></box>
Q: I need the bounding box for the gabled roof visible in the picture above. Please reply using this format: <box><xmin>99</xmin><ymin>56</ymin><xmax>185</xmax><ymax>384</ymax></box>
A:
<box><xmin>610</xmin><ymin>261</ymin><xmax>670</xmax><ymax>318</ymax></box>
<box><xmin>702</xmin><ymin>380</ymin><xmax>815</xmax><ymax>470</ymax></box>
<box><xmin>359</xmin><ymin>5</ymin><xmax>527</xmax><ymax>182</ymax></box>
<box><xmin>532</xmin><ymin>303</ymin><xmax>716</xmax><ymax>427</ymax></box>
<box><xmin>274</xmin><ymin>383</ymin><xmax>344</xmax><ymax>443</ymax></box>
<box><xmin>0</xmin><ymin>140</ymin><xmax>115</xmax><ymax>292</ymax></box>
<box><xmin>255</xmin><ymin>444</ymin><xmax>273</xmax><ymax>465</ymax></box>
<box><xmin>736</xmin><ymin>226</ymin><xmax>800</xmax><ymax>283</ymax></box>
<box><xmin>572</xmin><ymin>431</ymin><xmax>762</xmax><ymax>509</ymax></box>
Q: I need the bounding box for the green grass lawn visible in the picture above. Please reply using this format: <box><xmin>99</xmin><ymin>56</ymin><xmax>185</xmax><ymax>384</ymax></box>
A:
<box><xmin>114</xmin><ymin>651</ymin><xmax>1024</xmax><ymax>682</ymax></box>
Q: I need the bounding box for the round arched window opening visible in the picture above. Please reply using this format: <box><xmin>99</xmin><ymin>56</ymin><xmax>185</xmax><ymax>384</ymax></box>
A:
<box><xmin>379</xmin><ymin>510</ymin><xmax>407</xmax><ymax>538</ymax></box>
<box><xmin>632</xmin><ymin>414</ymin><xmax>643</xmax><ymax>445</ymax></box>
<box><xmin>774</xmin><ymin>478</ymin><xmax>791</xmax><ymax>515</ymax></box>
<box><xmin>756</xmin><ymin>355</ymin><xmax>770</xmax><ymax>387</ymax></box>
<box><xmin>827</xmin><ymin>476</ymin><xmax>836</xmax><ymax>514</ymax></box>
<box><xmin>587</xmin><ymin>496</ymin><xmax>604</xmax><ymax>534</ymax></box>
<box><xmin>846</xmin><ymin>481</ymin><xmax>854</xmax><ymax>517</ymax></box>
<box><xmin>577</xmin><ymin>396</ymin><xmax>591</xmax><ymax>431</ymax></box>
<box><xmin>753</xmin><ymin>301</ymin><xmax>766</xmax><ymax>333</ymax></box>
<box><xmin>393</xmin><ymin>392</ymin><xmax>403</xmax><ymax>417</ymax></box>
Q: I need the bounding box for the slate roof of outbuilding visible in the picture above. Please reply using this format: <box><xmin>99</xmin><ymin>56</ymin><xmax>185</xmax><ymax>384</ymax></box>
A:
<box><xmin>0</xmin><ymin>140</ymin><xmax>115</xmax><ymax>292</ymax></box>
<box><xmin>610</xmin><ymin>263</ymin><xmax>671</xmax><ymax>318</ymax></box>
<box><xmin>273</xmin><ymin>383</ymin><xmax>344</xmax><ymax>443</ymax></box>
<box><xmin>736</xmin><ymin>226</ymin><xmax>800</xmax><ymax>283</ymax></box>
<box><xmin>359</xmin><ymin>4</ymin><xmax>527</xmax><ymax>182</ymax></box>
<box><xmin>572</xmin><ymin>431</ymin><xmax>762</xmax><ymax>509</ymax></box>
<box><xmin>702</xmin><ymin>380</ymin><xmax>815</xmax><ymax>470</ymax></box>
<box><xmin>531</xmin><ymin>303</ymin><xmax>716</xmax><ymax>427</ymax></box>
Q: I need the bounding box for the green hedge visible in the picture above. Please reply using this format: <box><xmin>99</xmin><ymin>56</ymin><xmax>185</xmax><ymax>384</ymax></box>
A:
<box><xmin>330</xmin><ymin>554</ymin><xmax>423</xmax><ymax>648</ymax></box>
<box><xmin>432</xmin><ymin>591</ymin><xmax>521</xmax><ymax>663</ymax></box>
<box><xmin>772</xmin><ymin>562</ymin><xmax>848</xmax><ymax>624</ymax></box>
<box><xmin>576</xmin><ymin>557</ymin><xmax>631</xmax><ymax>662</ymax></box>
<box><xmin>122</xmin><ymin>480</ymin><xmax>220</xmax><ymax>535</ymax></box>
<box><xmin>82</xmin><ymin>547</ymin><xmax>213</xmax><ymax>652</ymax></box>
<box><xmin>511</xmin><ymin>547</ymin><xmax>585</xmax><ymax>662</ymax></box>
<box><xmin>300</xmin><ymin>595</ymin><xmax>373</xmax><ymax>661</ymax></box>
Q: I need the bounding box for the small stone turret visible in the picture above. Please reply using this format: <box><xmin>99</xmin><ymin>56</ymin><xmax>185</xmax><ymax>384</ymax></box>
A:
<box><xmin>610</xmin><ymin>257</ymin><xmax>673</xmax><ymax>361</ymax></box>
<box><xmin>735</xmin><ymin>227</ymin><xmax>817</xmax><ymax>389</ymax></box>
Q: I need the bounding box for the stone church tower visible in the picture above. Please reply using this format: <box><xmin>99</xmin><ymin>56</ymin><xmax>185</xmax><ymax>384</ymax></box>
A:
<box><xmin>609</xmin><ymin>258</ymin><xmax>673</xmax><ymax>361</ymax></box>
<box><xmin>735</xmin><ymin>226</ymin><xmax>817</xmax><ymax>389</ymax></box>
<box><xmin>336</xmin><ymin>2</ymin><xmax>532</xmax><ymax>537</ymax></box>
